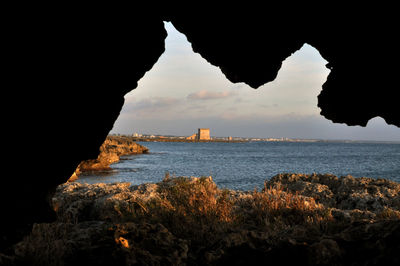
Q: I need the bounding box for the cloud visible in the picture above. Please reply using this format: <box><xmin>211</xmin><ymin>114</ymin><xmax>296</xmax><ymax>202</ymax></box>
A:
<box><xmin>122</xmin><ymin>97</ymin><xmax>181</xmax><ymax>115</ymax></box>
<box><xmin>258</xmin><ymin>103</ymin><xmax>279</xmax><ymax>109</ymax></box>
<box><xmin>187</xmin><ymin>89</ymin><xmax>237</xmax><ymax>100</ymax></box>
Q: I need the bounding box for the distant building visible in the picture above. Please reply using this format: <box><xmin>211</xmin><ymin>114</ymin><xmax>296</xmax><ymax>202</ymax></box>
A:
<box><xmin>186</xmin><ymin>128</ymin><xmax>211</xmax><ymax>141</ymax></box>
<box><xmin>197</xmin><ymin>128</ymin><xmax>210</xmax><ymax>140</ymax></box>
<box><xmin>186</xmin><ymin>133</ymin><xmax>197</xmax><ymax>140</ymax></box>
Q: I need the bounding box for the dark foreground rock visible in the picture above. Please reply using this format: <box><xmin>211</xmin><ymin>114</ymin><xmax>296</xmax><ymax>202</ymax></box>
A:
<box><xmin>7</xmin><ymin>174</ymin><xmax>400</xmax><ymax>265</ymax></box>
<box><xmin>69</xmin><ymin>136</ymin><xmax>148</xmax><ymax>181</ymax></box>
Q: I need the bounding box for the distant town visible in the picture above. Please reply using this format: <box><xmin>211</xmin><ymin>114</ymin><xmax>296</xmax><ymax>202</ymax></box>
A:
<box><xmin>110</xmin><ymin>128</ymin><xmax>397</xmax><ymax>143</ymax></box>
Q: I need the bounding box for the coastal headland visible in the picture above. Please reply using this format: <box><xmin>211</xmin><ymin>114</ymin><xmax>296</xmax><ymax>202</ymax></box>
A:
<box><xmin>68</xmin><ymin>136</ymin><xmax>149</xmax><ymax>181</ymax></box>
<box><xmin>8</xmin><ymin>173</ymin><xmax>400</xmax><ymax>265</ymax></box>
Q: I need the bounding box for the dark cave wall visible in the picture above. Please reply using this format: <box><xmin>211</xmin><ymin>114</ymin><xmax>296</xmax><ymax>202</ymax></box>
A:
<box><xmin>2</xmin><ymin>12</ymin><xmax>167</xmax><ymax>249</ymax></box>
<box><xmin>2</xmin><ymin>6</ymin><xmax>399</xmax><ymax>249</ymax></box>
<box><xmin>165</xmin><ymin>9</ymin><xmax>399</xmax><ymax>127</ymax></box>
<box><xmin>166</xmin><ymin>17</ymin><xmax>305</xmax><ymax>88</ymax></box>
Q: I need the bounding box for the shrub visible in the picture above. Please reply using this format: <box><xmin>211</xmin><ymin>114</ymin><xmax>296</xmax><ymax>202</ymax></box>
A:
<box><xmin>235</xmin><ymin>183</ymin><xmax>333</xmax><ymax>232</ymax></box>
<box><xmin>138</xmin><ymin>176</ymin><xmax>235</xmax><ymax>248</ymax></box>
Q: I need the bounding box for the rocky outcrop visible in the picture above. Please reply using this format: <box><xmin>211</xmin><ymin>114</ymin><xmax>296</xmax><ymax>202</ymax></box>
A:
<box><xmin>265</xmin><ymin>173</ymin><xmax>400</xmax><ymax>216</ymax></box>
<box><xmin>69</xmin><ymin>136</ymin><xmax>148</xmax><ymax>181</ymax></box>
<box><xmin>9</xmin><ymin>174</ymin><xmax>400</xmax><ymax>265</ymax></box>
<box><xmin>11</xmin><ymin>222</ymin><xmax>189</xmax><ymax>266</ymax></box>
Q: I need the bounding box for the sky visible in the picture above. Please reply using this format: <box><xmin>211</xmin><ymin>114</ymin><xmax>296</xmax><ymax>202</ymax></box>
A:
<box><xmin>110</xmin><ymin>22</ymin><xmax>400</xmax><ymax>142</ymax></box>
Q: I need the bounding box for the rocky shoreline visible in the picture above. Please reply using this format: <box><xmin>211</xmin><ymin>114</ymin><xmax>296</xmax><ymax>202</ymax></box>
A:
<box><xmin>4</xmin><ymin>173</ymin><xmax>399</xmax><ymax>265</ymax></box>
<box><xmin>68</xmin><ymin>136</ymin><xmax>148</xmax><ymax>181</ymax></box>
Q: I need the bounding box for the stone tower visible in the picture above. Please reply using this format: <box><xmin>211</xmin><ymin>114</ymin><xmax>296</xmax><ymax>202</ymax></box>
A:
<box><xmin>197</xmin><ymin>128</ymin><xmax>210</xmax><ymax>140</ymax></box>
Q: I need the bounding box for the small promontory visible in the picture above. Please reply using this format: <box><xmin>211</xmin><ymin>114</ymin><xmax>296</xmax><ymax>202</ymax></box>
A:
<box><xmin>69</xmin><ymin>136</ymin><xmax>148</xmax><ymax>181</ymax></box>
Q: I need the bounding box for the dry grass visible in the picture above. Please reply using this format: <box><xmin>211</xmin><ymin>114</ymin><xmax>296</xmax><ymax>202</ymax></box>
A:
<box><xmin>246</xmin><ymin>183</ymin><xmax>332</xmax><ymax>228</ymax></box>
<box><xmin>123</xmin><ymin>177</ymin><xmax>334</xmax><ymax>249</ymax></box>
<box><xmin>135</xmin><ymin>176</ymin><xmax>235</xmax><ymax>247</ymax></box>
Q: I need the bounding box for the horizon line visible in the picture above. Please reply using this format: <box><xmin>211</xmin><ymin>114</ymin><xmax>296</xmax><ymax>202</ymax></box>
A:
<box><xmin>109</xmin><ymin>133</ymin><xmax>400</xmax><ymax>144</ymax></box>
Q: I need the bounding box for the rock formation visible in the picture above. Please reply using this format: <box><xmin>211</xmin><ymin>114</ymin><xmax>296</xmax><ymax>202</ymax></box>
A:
<box><xmin>2</xmin><ymin>6</ymin><xmax>399</xmax><ymax>254</ymax></box>
<box><xmin>5</xmin><ymin>174</ymin><xmax>399</xmax><ymax>265</ymax></box>
<box><xmin>265</xmin><ymin>173</ymin><xmax>400</xmax><ymax>221</ymax></box>
<box><xmin>68</xmin><ymin>136</ymin><xmax>148</xmax><ymax>181</ymax></box>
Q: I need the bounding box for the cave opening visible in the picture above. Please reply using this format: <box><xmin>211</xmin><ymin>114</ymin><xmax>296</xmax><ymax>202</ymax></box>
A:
<box><xmin>7</xmin><ymin>14</ymin><xmax>400</xmax><ymax>265</ymax></box>
<box><xmin>71</xmin><ymin>22</ymin><xmax>400</xmax><ymax>190</ymax></box>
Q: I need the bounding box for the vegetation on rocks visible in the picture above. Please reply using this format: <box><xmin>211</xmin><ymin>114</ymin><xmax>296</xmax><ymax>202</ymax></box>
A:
<box><xmin>7</xmin><ymin>174</ymin><xmax>400</xmax><ymax>265</ymax></box>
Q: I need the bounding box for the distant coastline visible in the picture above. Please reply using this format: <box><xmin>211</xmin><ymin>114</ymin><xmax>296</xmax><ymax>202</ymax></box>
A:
<box><xmin>132</xmin><ymin>136</ymin><xmax>247</xmax><ymax>143</ymax></box>
<box><xmin>111</xmin><ymin>134</ymin><xmax>400</xmax><ymax>144</ymax></box>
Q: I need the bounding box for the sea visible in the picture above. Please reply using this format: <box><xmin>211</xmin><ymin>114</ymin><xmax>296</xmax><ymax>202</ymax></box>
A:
<box><xmin>77</xmin><ymin>141</ymin><xmax>400</xmax><ymax>191</ymax></box>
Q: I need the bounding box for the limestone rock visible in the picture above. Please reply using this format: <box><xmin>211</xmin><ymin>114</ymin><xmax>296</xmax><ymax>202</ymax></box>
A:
<box><xmin>265</xmin><ymin>173</ymin><xmax>400</xmax><ymax>212</ymax></box>
<box><xmin>12</xmin><ymin>175</ymin><xmax>400</xmax><ymax>265</ymax></box>
<box><xmin>69</xmin><ymin>136</ymin><xmax>149</xmax><ymax>181</ymax></box>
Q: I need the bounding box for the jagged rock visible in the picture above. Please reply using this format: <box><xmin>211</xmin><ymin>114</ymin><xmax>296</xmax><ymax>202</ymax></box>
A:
<box><xmin>13</xmin><ymin>221</ymin><xmax>189</xmax><ymax>266</ymax></box>
<box><xmin>69</xmin><ymin>136</ymin><xmax>148</xmax><ymax>181</ymax></box>
<box><xmin>11</xmin><ymin>175</ymin><xmax>398</xmax><ymax>265</ymax></box>
<box><xmin>265</xmin><ymin>173</ymin><xmax>400</xmax><ymax>212</ymax></box>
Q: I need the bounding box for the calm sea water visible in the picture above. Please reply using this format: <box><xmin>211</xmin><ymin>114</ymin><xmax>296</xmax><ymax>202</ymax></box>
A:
<box><xmin>77</xmin><ymin>141</ymin><xmax>400</xmax><ymax>191</ymax></box>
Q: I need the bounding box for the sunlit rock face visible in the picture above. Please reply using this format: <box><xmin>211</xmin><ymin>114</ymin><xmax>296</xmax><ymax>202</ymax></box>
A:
<box><xmin>69</xmin><ymin>136</ymin><xmax>149</xmax><ymax>181</ymax></box>
<box><xmin>2</xmin><ymin>6</ymin><xmax>399</xmax><ymax>250</ymax></box>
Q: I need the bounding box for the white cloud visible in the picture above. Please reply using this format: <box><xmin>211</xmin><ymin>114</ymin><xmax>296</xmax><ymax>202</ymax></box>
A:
<box><xmin>187</xmin><ymin>90</ymin><xmax>237</xmax><ymax>100</ymax></box>
<box><xmin>120</xmin><ymin>97</ymin><xmax>182</xmax><ymax>118</ymax></box>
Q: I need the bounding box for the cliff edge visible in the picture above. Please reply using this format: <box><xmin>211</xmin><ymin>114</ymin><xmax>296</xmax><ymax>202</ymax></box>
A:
<box><xmin>69</xmin><ymin>136</ymin><xmax>148</xmax><ymax>181</ymax></box>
